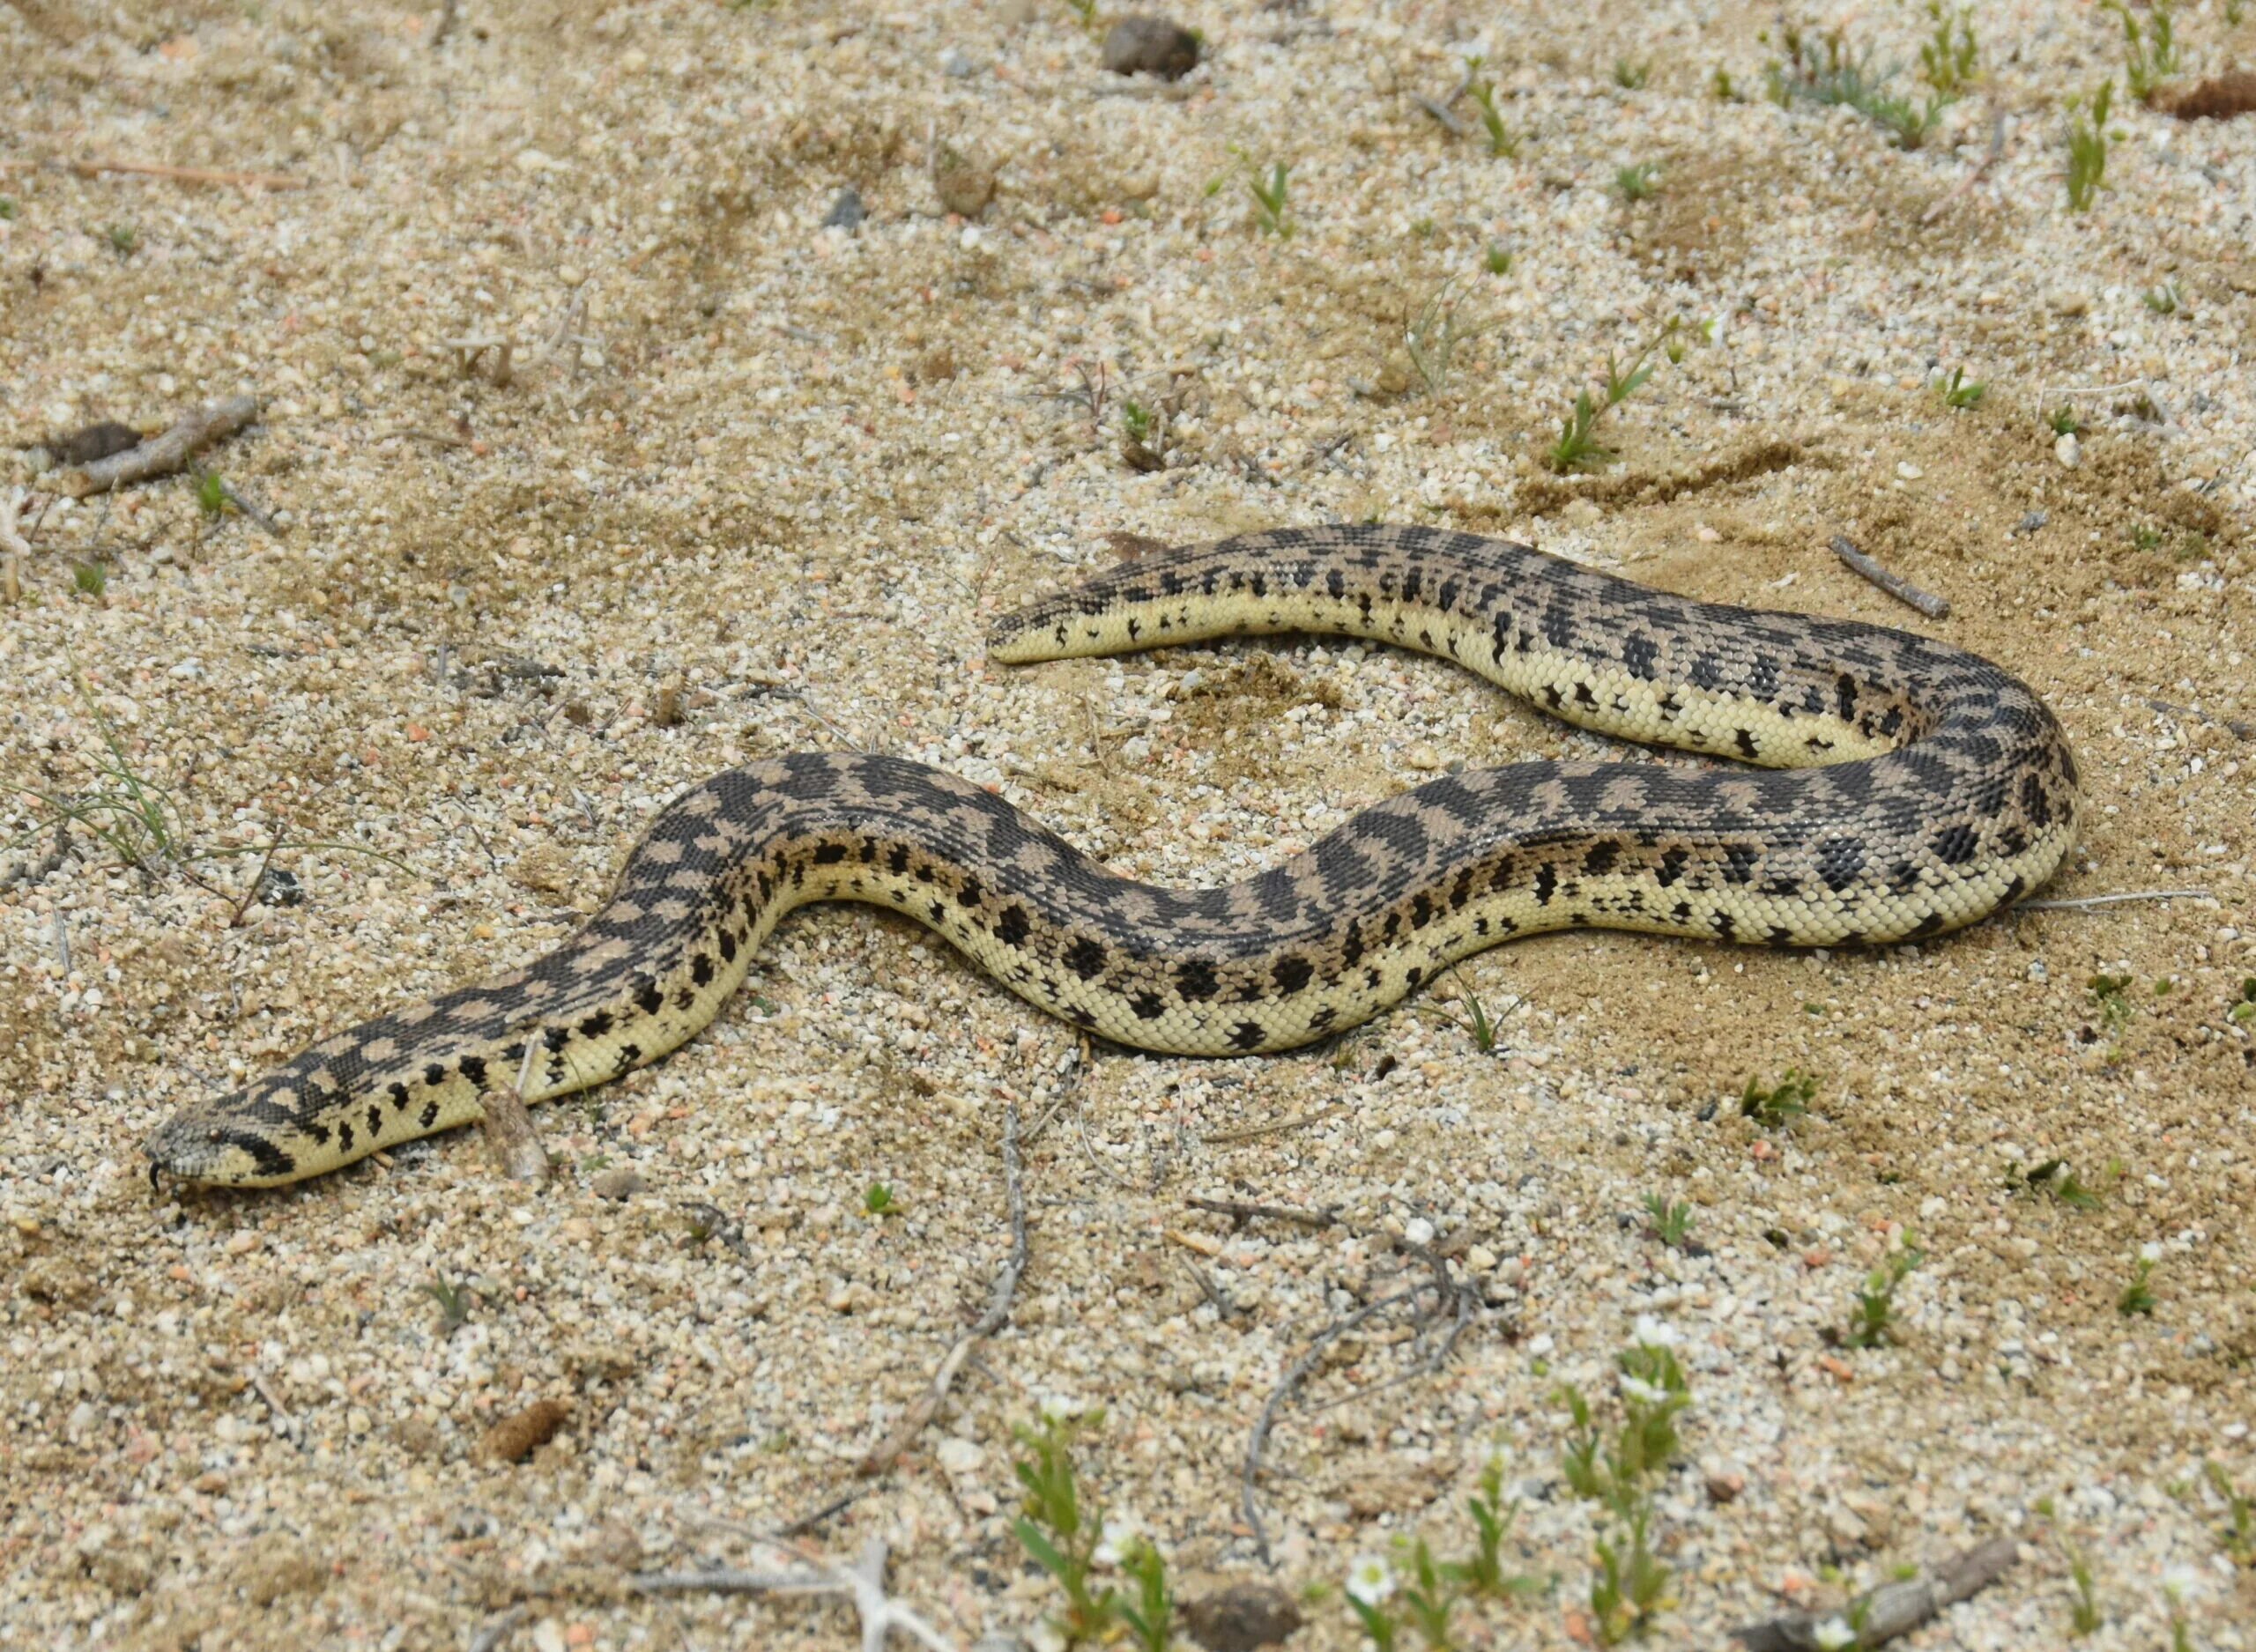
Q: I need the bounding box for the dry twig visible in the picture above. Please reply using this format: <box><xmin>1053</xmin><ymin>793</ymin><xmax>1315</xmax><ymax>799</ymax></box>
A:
<box><xmin>69</xmin><ymin>158</ymin><xmax>303</xmax><ymax>190</ymax></box>
<box><xmin>1829</xmin><ymin>535</ymin><xmax>1950</xmax><ymax>619</ymax></box>
<box><xmin>1919</xmin><ymin>108</ymin><xmax>2007</xmax><ymax>225</ymax></box>
<box><xmin>857</xmin><ymin>1105</ymin><xmax>1026</xmax><ymax>1474</ymax></box>
<box><xmin>1201</xmin><ymin>1102</ymin><xmax>1347</xmax><ymax>1145</ymax></box>
<box><xmin>53</xmin><ymin>396</ymin><xmax>261</xmax><ymax>498</ymax></box>
<box><xmin>1187</xmin><ymin>1196</ymin><xmax>1339</xmax><ymax>1230</ymax></box>
<box><xmin>2015</xmin><ymin>888</ymin><xmax>2212</xmax><ymax>912</ymax></box>
<box><xmin>634</xmin><ymin>1538</ymin><xmax>961</xmax><ymax>1652</ymax></box>
<box><xmin>1732</xmin><ymin>1537</ymin><xmax>2017</xmax><ymax>1650</ymax></box>
<box><xmin>432</xmin><ymin>0</ymin><xmax>460</xmax><ymax>49</ymax></box>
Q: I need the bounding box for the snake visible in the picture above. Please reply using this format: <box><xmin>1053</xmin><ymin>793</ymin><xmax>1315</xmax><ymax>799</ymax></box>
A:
<box><xmin>145</xmin><ymin>525</ymin><xmax>2079</xmax><ymax>1187</ymax></box>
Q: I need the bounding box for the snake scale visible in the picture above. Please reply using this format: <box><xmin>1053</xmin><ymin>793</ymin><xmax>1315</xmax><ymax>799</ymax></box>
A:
<box><xmin>145</xmin><ymin>525</ymin><xmax>2079</xmax><ymax>1187</ymax></box>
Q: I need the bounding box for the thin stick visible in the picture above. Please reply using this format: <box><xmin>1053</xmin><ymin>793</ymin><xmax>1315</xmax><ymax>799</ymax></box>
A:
<box><xmin>2015</xmin><ymin>889</ymin><xmax>2212</xmax><ymax>912</ymax></box>
<box><xmin>225</xmin><ymin>839</ymin><xmax>281</xmax><ymax>928</ymax></box>
<box><xmin>2146</xmin><ymin>697</ymin><xmax>2254</xmax><ymax>741</ymax></box>
<box><xmin>0</xmin><ymin>485</ymin><xmax>28</xmax><ymax>604</ymax></box>
<box><xmin>250</xmin><ymin>1367</ymin><xmax>300</xmax><ymax>1438</ymax></box>
<box><xmin>1919</xmin><ymin>107</ymin><xmax>2006</xmax><ymax>225</ymax></box>
<box><xmin>467</xmin><ymin>1604</ymin><xmax>527</xmax><ymax>1652</ymax></box>
<box><xmin>634</xmin><ymin>1539</ymin><xmax>962</xmax><ymax>1652</ymax></box>
<box><xmin>69</xmin><ymin>158</ymin><xmax>304</xmax><ymax>190</ymax></box>
<box><xmin>1828</xmin><ymin>536</ymin><xmax>1949</xmax><ymax>619</ymax></box>
<box><xmin>1242</xmin><ymin>1285</ymin><xmax>1428</xmax><ymax>1565</ymax></box>
<box><xmin>1187</xmin><ymin>1196</ymin><xmax>1339</xmax><ymax>1230</ymax></box>
<box><xmin>54</xmin><ymin>397</ymin><xmax>261</xmax><ymax>498</ymax></box>
<box><xmin>1202</xmin><ymin>1103</ymin><xmax>1347</xmax><ymax>1145</ymax></box>
<box><xmin>773</xmin><ymin>1485</ymin><xmax>869</xmax><ymax>1539</ymax></box>
<box><xmin>857</xmin><ymin>1106</ymin><xmax>1027</xmax><ymax>1475</ymax></box>
<box><xmin>52</xmin><ymin>910</ymin><xmax>70</xmax><ymax>975</ymax></box>
<box><xmin>1732</xmin><ymin>1536</ymin><xmax>2017</xmax><ymax>1650</ymax></box>
<box><xmin>432</xmin><ymin>0</ymin><xmax>459</xmax><ymax>49</ymax></box>
<box><xmin>1415</xmin><ymin>94</ymin><xmax>1469</xmax><ymax>136</ymax></box>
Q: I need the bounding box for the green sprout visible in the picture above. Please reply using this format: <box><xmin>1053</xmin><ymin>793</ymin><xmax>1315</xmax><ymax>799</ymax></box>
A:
<box><xmin>107</xmin><ymin>223</ymin><xmax>138</xmax><ymax>256</ymax></box>
<box><xmin>197</xmin><ymin>470</ymin><xmax>229</xmax><ymax>518</ymax></box>
<box><xmin>1483</xmin><ymin>242</ymin><xmax>1512</xmax><ymax>275</ymax></box>
<box><xmin>1465</xmin><ymin>75</ymin><xmax>1521</xmax><ymax>158</ymax></box>
<box><xmin>1844</xmin><ymin>1237</ymin><xmax>1924</xmax><ymax>1348</ymax></box>
<box><xmin>1740</xmin><ymin>1069</ymin><xmax>1816</xmax><ymax>1128</ymax></box>
<box><xmin>2047</xmin><ymin>406</ymin><xmax>2082</xmax><ymax>436</ymax></box>
<box><xmin>2119</xmin><ymin>1251</ymin><xmax>2158</xmax><ymax>1316</ymax></box>
<box><xmin>2143</xmin><ymin>281</ymin><xmax>2181</xmax><ymax>315</ymax></box>
<box><xmin>1938</xmin><ymin>367</ymin><xmax>1985</xmax><ymax>409</ymax></box>
<box><xmin>422</xmin><ymin>1275</ymin><xmax>473</xmax><ymax>1335</ymax></box>
<box><xmin>1918</xmin><ymin>3</ymin><xmax>1979</xmax><ymax>97</ymax></box>
<box><xmin>863</xmin><ymin>1182</ymin><xmax>896</xmax><ymax>1217</ymax></box>
<box><xmin>73</xmin><ymin>562</ymin><xmax>108</xmax><ymax>598</ymax></box>
<box><xmin>2103</xmin><ymin>0</ymin><xmax>2178</xmax><ymax>102</ymax></box>
<box><xmin>2067</xmin><ymin>81</ymin><xmax>2114</xmax><ymax>213</ymax></box>
<box><xmin>1643</xmin><ymin>1194</ymin><xmax>1696</xmax><ymax>1250</ymax></box>
<box><xmin>1613</xmin><ymin>162</ymin><xmax>1660</xmax><ymax>202</ymax></box>
<box><xmin>1612</xmin><ymin>59</ymin><xmax>1650</xmax><ymax>90</ymax></box>
<box><xmin>2229</xmin><ymin>977</ymin><xmax>2256</xmax><ymax>1028</ymax></box>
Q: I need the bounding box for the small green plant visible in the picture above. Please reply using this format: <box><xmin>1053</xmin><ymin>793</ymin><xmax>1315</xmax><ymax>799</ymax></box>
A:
<box><xmin>2047</xmin><ymin>406</ymin><xmax>2082</xmax><ymax>436</ymax></box>
<box><xmin>1740</xmin><ymin>1069</ymin><xmax>1816</xmax><ymax>1128</ymax></box>
<box><xmin>1463</xmin><ymin>58</ymin><xmax>1522</xmax><ymax>158</ymax></box>
<box><xmin>197</xmin><ymin>470</ymin><xmax>229</xmax><ymax>518</ymax></box>
<box><xmin>2230</xmin><ymin>977</ymin><xmax>2256</xmax><ymax>1028</ymax></box>
<box><xmin>2133</xmin><ymin>524</ymin><xmax>2164</xmax><ymax>552</ymax></box>
<box><xmin>1556</xmin><ymin>1322</ymin><xmax>1690</xmax><ymax>1644</ymax></box>
<box><xmin>1547</xmin><ymin>317</ymin><xmax>1682</xmax><ymax>473</ymax></box>
<box><xmin>2065</xmin><ymin>1540</ymin><xmax>2104</xmax><ymax>1636</ymax></box>
<box><xmin>2119</xmin><ymin>1250</ymin><xmax>2159</xmax><ymax>1316</ymax></box>
<box><xmin>1404</xmin><ymin>279</ymin><xmax>1480</xmax><ymax>398</ymax></box>
<box><xmin>1711</xmin><ymin>67</ymin><xmax>1738</xmax><ymax>101</ymax></box>
<box><xmin>1550</xmin><ymin>389</ymin><xmax>1609</xmax><ymax>472</ymax></box>
<box><xmin>1844</xmin><ymin>1236</ymin><xmax>1924</xmax><ymax>1348</ymax></box>
<box><xmin>1114</xmin><ymin>1539</ymin><xmax>1175</xmax><ymax>1652</ymax></box>
<box><xmin>1613</xmin><ymin>161</ymin><xmax>1660</xmax><ymax>202</ymax></box>
<box><xmin>2067</xmin><ymin>80</ymin><xmax>2115</xmax><ymax>212</ymax></box>
<box><xmin>1203</xmin><ymin>148</ymin><xmax>1293</xmax><ymax>236</ymax></box>
<box><xmin>2143</xmin><ymin>281</ymin><xmax>2182</xmax><ymax>315</ymax></box>
<box><xmin>2103</xmin><ymin>0</ymin><xmax>2178</xmax><ymax>102</ymax></box>
<box><xmin>1483</xmin><ymin>242</ymin><xmax>1512</xmax><ymax>275</ymax></box>
<box><xmin>1937</xmin><ymin>367</ymin><xmax>1985</xmax><ymax>409</ymax></box>
<box><xmin>1613</xmin><ymin>58</ymin><xmax>1650</xmax><ymax>90</ymax></box>
<box><xmin>0</xmin><ymin>197</ymin><xmax>16</xmax><ymax>220</ymax></box>
<box><xmin>1061</xmin><ymin>0</ymin><xmax>1099</xmax><ymax>29</ymax></box>
<box><xmin>72</xmin><ymin>562</ymin><xmax>108</xmax><ymax>597</ymax></box>
<box><xmin>1918</xmin><ymin>2</ymin><xmax>1979</xmax><ymax>97</ymax></box>
<box><xmin>1441</xmin><ymin>965</ymin><xmax>1503</xmax><ymax>1052</ymax></box>
<box><xmin>106</xmin><ymin>222</ymin><xmax>138</xmax><ymax>256</ymax></box>
<box><xmin>1345</xmin><ymin>1554</ymin><xmax>1399</xmax><ymax>1651</ymax></box>
<box><xmin>1764</xmin><ymin>23</ymin><xmax>1955</xmax><ymax>149</ymax></box>
<box><xmin>1448</xmin><ymin>1447</ymin><xmax>1544</xmax><ymax>1601</ymax></box>
<box><xmin>1014</xmin><ymin>1411</ymin><xmax>1118</xmax><ymax>1645</ymax></box>
<box><xmin>2010</xmin><ymin>1158</ymin><xmax>2104</xmax><ymax>1211</ymax></box>
<box><xmin>2089</xmin><ymin>971</ymin><xmax>2134</xmax><ymax>1030</ymax></box>
<box><xmin>422</xmin><ymin>1275</ymin><xmax>473</xmax><ymax>1334</ymax></box>
<box><xmin>863</xmin><ymin>1182</ymin><xmax>896</xmax><ymax>1217</ymax></box>
<box><xmin>1122</xmin><ymin>399</ymin><xmax>1155</xmax><ymax>445</ymax></box>
<box><xmin>1643</xmin><ymin>1194</ymin><xmax>1696</xmax><ymax>1250</ymax></box>
<box><xmin>2203</xmin><ymin>1459</ymin><xmax>2255</xmax><ymax>1564</ymax></box>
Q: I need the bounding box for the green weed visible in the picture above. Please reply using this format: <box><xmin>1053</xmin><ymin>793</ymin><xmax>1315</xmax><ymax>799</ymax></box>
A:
<box><xmin>2229</xmin><ymin>977</ymin><xmax>2256</xmax><ymax>1028</ymax></box>
<box><xmin>107</xmin><ymin>223</ymin><xmax>138</xmax><ymax>256</ymax></box>
<box><xmin>1938</xmin><ymin>367</ymin><xmax>1985</xmax><ymax>409</ymax></box>
<box><xmin>2067</xmin><ymin>81</ymin><xmax>2114</xmax><ymax>212</ymax></box>
<box><xmin>1765</xmin><ymin>24</ymin><xmax>1954</xmax><ymax>149</ymax></box>
<box><xmin>1483</xmin><ymin>242</ymin><xmax>1512</xmax><ymax>275</ymax></box>
<box><xmin>1464</xmin><ymin>70</ymin><xmax>1522</xmax><ymax>159</ymax></box>
<box><xmin>1643</xmin><ymin>1195</ymin><xmax>1696</xmax><ymax>1250</ymax></box>
<box><xmin>1844</xmin><ymin>1236</ymin><xmax>1924</xmax><ymax>1348</ymax></box>
<box><xmin>2119</xmin><ymin>1253</ymin><xmax>2158</xmax><ymax>1315</ymax></box>
<box><xmin>422</xmin><ymin>1275</ymin><xmax>473</xmax><ymax>1335</ymax></box>
<box><xmin>1013</xmin><ymin>1410</ymin><xmax>1176</xmax><ymax>1648</ymax></box>
<box><xmin>2065</xmin><ymin>1540</ymin><xmax>2104</xmax><ymax>1635</ymax></box>
<box><xmin>1556</xmin><ymin>1323</ymin><xmax>1690</xmax><ymax>1644</ymax></box>
<box><xmin>1613</xmin><ymin>59</ymin><xmax>1650</xmax><ymax>90</ymax></box>
<box><xmin>72</xmin><ymin>562</ymin><xmax>108</xmax><ymax>598</ymax></box>
<box><xmin>1740</xmin><ymin>1069</ymin><xmax>1816</xmax><ymax>1128</ymax></box>
<box><xmin>1547</xmin><ymin>317</ymin><xmax>1682</xmax><ymax>474</ymax></box>
<box><xmin>1203</xmin><ymin>148</ymin><xmax>1293</xmax><ymax>236</ymax></box>
<box><xmin>863</xmin><ymin>1182</ymin><xmax>896</xmax><ymax>1217</ymax></box>
<box><xmin>2204</xmin><ymin>1459</ymin><xmax>2255</xmax><ymax>1565</ymax></box>
<box><xmin>197</xmin><ymin>470</ymin><xmax>229</xmax><ymax>518</ymax></box>
<box><xmin>2143</xmin><ymin>281</ymin><xmax>2181</xmax><ymax>315</ymax></box>
<box><xmin>2089</xmin><ymin>972</ymin><xmax>2134</xmax><ymax>1030</ymax></box>
<box><xmin>2103</xmin><ymin>0</ymin><xmax>2178</xmax><ymax>102</ymax></box>
<box><xmin>0</xmin><ymin>197</ymin><xmax>16</xmax><ymax>220</ymax></box>
<box><xmin>2047</xmin><ymin>406</ymin><xmax>2082</xmax><ymax>436</ymax></box>
<box><xmin>1918</xmin><ymin>3</ymin><xmax>1979</xmax><ymax>97</ymax></box>
<box><xmin>1405</xmin><ymin>278</ymin><xmax>1480</xmax><ymax>398</ymax></box>
<box><xmin>1613</xmin><ymin>162</ymin><xmax>1660</xmax><ymax>201</ymax></box>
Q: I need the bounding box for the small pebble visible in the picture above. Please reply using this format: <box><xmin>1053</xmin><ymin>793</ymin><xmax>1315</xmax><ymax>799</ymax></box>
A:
<box><xmin>590</xmin><ymin>1167</ymin><xmax>646</xmax><ymax>1201</ymax></box>
<box><xmin>939</xmin><ymin>47</ymin><xmax>977</xmax><ymax>78</ymax></box>
<box><xmin>2055</xmin><ymin>433</ymin><xmax>2081</xmax><ymax>469</ymax></box>
<box><xmin>821</xmin><ymin>189</ymin><xmax>866</xmax><ymax>230</ymax></box>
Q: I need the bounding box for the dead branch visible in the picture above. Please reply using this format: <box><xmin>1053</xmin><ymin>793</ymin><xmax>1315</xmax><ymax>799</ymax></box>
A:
<box><xmin>69</xmin><ymin>158</ymin><xmax>303</xmax><ymax>190</ymax></box>
<box><xmin>1828</xmin><ymin>536</ymin><xmax>1949</xmax><ymax>619</ymax></box>
<box><xmin>857</xmin><ymin>1105</ymin><xmax>1026</xmax><ymax>1475</ymax></box>
<box><xmin>1919</xmin><ymin>108</ymin><xmax>2007</xmax><ymax>226</ymax></box>
<box><xmin>1201</xmin><ymin>1103</ymin><xmax>1347</xmax><ymax>1145</ymax></box>
<box><xmin>53</xmin><ymin>396</ymin><xmax>261</xmax><ymax>498</ymax></box>
<box><xmin>2015</xmin><ymin>888</ymin><xmax>2213</xmax><ymax>912</ymax></box>
<box><xmin>1187</xmin><ymin>1196</ymin><xmax>1339</xmax><ymax>1230</ymax></box>
<box><xmin>1731</xmin><ymin>1536</ymin><xmax>2017</xmax><ymax>1650</ymax></box>
<box><xmin>634</xmin><ymin>1538</ymin><xmax>962</xmax><ymax>1652</ymax></box>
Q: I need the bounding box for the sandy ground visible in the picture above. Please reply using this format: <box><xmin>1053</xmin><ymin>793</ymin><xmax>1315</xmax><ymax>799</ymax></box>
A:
<box><xmin>3</xmin><ymin>2</ymin><xmax>2254</xmax><ymax>1648</ymax></box>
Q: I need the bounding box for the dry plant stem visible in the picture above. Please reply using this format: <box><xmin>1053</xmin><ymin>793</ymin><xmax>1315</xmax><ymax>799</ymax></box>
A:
<box><xmin>479</xmin><ymin>1061</ymin><xmax>551</xmax><ymax>1184</ymax></box>
<box><xmin>1242</xmin><ymin>1284</ymin><xmax>1428</xmax><ymax>1565</ymax></box>
<box><xmin>69</xmin><ymin>158</ymin><xmax>302</xmax><ymax>189</ymax></box>
<box><xmin>432</xmin><ymin>0</ymin><xmax>459</xmax><ymax>50</ymax></box>
<box><xmin>2147</xmin><ymin>697</ymin><xmax>2255</xmax><ymax>741</ymax></box>
<box><xmin>467</xmin><ymin>1604</ymin><xmax>527</xmax><ymax>1652</ymax></box>
<box><xmin>1415</xmin><ymin>93</ymin><xmax>1469</xmax><ymax>136</ymax></box>
<box><xmin>1202</xmin><ymin>1102</ymin><xmax>1347</xmax><ymax>1145</ymax></box>
<box><xmin>1187</xmin><ymin>1196</ymin><xmax>1339</xmax><ymax>1230</ymax></box>
<box><xmin>1828</xmin><ymin>535</ymin><xmax>1950</xmax><ymax>619</ymax></box>
<box><xmin>634</xmin><ymin>1539</ymin><xmax>963</xmax><ymax>1652</ymax></box>
<box><xmin>2015</xmin><ymin>888</ymin><xmax>2212</xmax><ymax>911</ymax></box>
<box><xmin>1919</xmin><ymin>108</ymin><xmax>2007</xmax><ymax>225</ymax></box>
<box><xmin>857</xmin><ymin>1105</ymin><xmax>1026</xmax><ymax>1475</ymax></box>
<box><xmin>54</xmin><ymin>396</ymin><xmax>261</xmax><ymax>497</ymax></box>
<box><xmin>1731</xmin><ymin>1537</ymin><xmax>2018</xmax><ymax>1651</ymax></box>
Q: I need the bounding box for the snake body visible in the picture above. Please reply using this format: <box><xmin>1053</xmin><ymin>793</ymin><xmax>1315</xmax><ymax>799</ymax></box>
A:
<box><xmin>146</xmin><ymin>526</ymin><xmax>2078</xmax><ymax>1186</ymax></box>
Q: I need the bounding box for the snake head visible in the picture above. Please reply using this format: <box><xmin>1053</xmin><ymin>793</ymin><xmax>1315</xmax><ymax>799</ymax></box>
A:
<box><xmin>144</xmin><ymin>1094</ymin><xmax>303</xmax><ymax>1189</ymax></box>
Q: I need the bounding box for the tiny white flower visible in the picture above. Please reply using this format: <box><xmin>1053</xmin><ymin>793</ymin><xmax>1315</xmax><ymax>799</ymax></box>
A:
<box><xmin>2141</xmin><ymin>1241</ymin><xmax>2164</xmax><ymax>1263</ymax></box>
<box><xmin>2162</xmin><ymin>1563</ymin><xmax>2200</xmax><ymax>1602</ymax></box>
<box><xmin>1346</xmin><ymin>1554</ymin><xmax>1395</xmax><ymax>1606</ymax></box>
<box><xmin>1039</xmin><ymin>1392</ymin><xmax>1082</xmax><ymax>1424</ymax></box>
<box><xmin>1092</xmin><ymin>1515</ymin><xmax>1139</xmax><ymax>1568</ymax></box>
<box><xmin>1632</xmin><ymin>1315</ymin><xmax>1680</xmax><ymax>1349</ymax></box>
<box><xmin>1619</xmin><ymin>1374</ymin><xmax>1670</xmax><ymax>1407</ymax></box>
<box><xmin>1812</xmin><ymin>1616</ymin><xmax>1857</xmax><ymax>1651</ymax></box>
